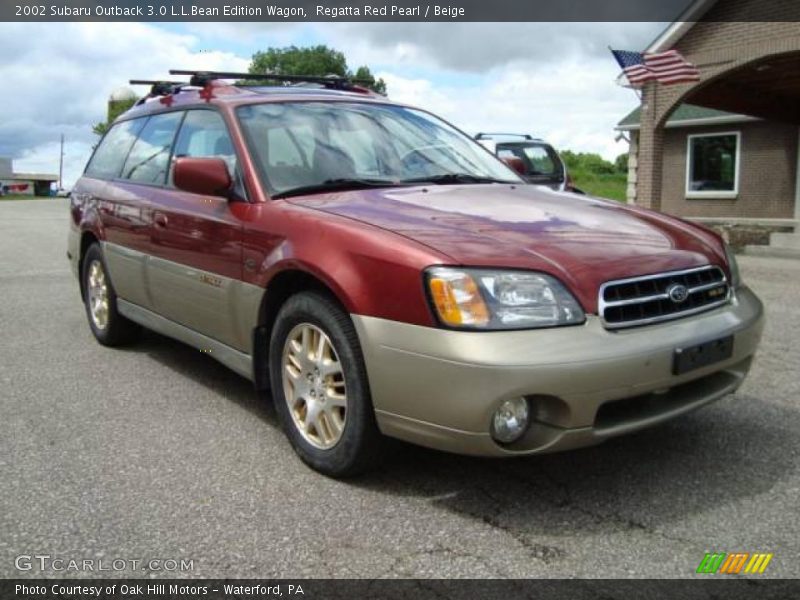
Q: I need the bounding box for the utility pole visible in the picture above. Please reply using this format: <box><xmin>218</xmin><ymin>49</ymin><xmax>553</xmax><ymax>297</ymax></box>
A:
<box><xmin>59</xmin><ymin>134</ymin><xmax>64</xmax><ymax>190</ymax></box>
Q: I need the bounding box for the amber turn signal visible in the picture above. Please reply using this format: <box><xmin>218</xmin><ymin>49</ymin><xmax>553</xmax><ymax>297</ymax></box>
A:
<box><xmin>428</xmin><ymin>269</ymin><xmax>490</xmax><ymax>327</ymax></box>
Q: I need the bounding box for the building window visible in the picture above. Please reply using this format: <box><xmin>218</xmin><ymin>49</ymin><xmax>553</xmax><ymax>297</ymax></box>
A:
<box><xmin>685</xmin><ymin>131</ymin><xmax>740</xmax><ymax>198</ymax></box>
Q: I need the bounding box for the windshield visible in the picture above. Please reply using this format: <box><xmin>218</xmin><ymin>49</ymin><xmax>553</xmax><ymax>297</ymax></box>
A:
<box><xmin>237</xmin><ymin>101</ymin><xmax>521</xmax><ymax>197</ymax></box>
<box><xmin>496</xmin><ymin>143</ymin><xmax>564</xmax><ymax>181</ymax></box>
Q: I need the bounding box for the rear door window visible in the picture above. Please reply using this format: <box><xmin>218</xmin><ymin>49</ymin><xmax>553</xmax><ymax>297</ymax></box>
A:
<box><xmin>121</xmin><ymin>112</ymin><xmax>184</xmax><ymax>185</ymax></box>
<box><xmin>172</xmin><ymin>110</ymin><xmax>237</xmax><ymax>173</ymax></box>
<box><xmin>171</xmin><ymin>109</ymin><xmax>245</xmax><ymax>197</ymax></box>
<box><xmin>85</xmin><ymin>118</ymin><xmax>146</xmax><ymax>180</ymax></box>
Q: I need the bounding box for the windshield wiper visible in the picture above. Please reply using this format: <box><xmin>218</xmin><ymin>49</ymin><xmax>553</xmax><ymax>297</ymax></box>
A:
<box><xmin>399</xmin><ymin>173</ymin><xmax>516</xmax><ymax>185</ymax></box>
<box><xmin>273</xmin><ymin>174</ymin><xmax>515</xmax><ymax>199</ymax></box>
<box><xmin>272</xmin><ymin>178</ymin><xmax>402</xmax><ymax>199</ymax></box>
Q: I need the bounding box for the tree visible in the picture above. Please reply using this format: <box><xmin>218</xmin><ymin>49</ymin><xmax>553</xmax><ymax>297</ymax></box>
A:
<box><xmin>352</xmin><ymin>65</ymin><xmax>387</xmax><ymax>96</ymax></box>
<box><xmin>560</xmin><ymin>150</ymin><xmax>579</xmax><ymax>170</ymax></box>
<box><xmin>579</xmin><ymin>153</ymin><xmax>616</xmax><ymax>175</ymax></box>
<box><xmin>247</xmin><ymin>45</ymin><xmax>387</xmax><ymax>95</ymax></box>
<box><xmin>614</xmin><ymin>152</ymin><xmax>629</xmax><ymax>173</ymax></box>
<box><xmin>92</xmin><ymin>96</ymin><xmax>137</xmax><ymax>137</ymax></box>
<box><xmin>560</xmin><ymin>150</ymin><xmax>616</xmax><ymax>175</ymax></box>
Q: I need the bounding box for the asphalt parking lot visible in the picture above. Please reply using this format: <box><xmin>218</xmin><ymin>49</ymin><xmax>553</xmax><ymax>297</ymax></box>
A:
<box><xmin>1</xmin><ymin>198</ymin><xmax>798</xmax><ymax>579</ymax></box>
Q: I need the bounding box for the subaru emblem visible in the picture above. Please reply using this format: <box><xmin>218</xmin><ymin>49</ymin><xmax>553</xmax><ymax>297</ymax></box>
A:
<box><xmin>667</xmin><ymin>283</ymin><xmax>689</xmax><ymax>303</ymax></box>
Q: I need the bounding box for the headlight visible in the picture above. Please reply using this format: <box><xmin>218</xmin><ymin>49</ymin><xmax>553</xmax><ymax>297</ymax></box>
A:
<box><xmin>426</xmin><ymin>267</ymin><xmax>585</xmax><ymax>330</ymax></box>
<box><xmin>724</xmin><ymin>243</ymin><xmax>741</xmax><ymax>288</ymax></box>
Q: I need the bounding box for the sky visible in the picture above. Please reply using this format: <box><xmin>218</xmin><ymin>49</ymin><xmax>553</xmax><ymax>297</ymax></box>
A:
<box><xmin>0</xmin><ymin>21</ymin><xmax>665</xmax><ymax>188</ymax></box>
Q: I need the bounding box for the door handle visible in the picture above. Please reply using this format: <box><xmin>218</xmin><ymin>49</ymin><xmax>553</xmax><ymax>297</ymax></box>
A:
<box><xmin>154</xmin><ymin>213</ymin><xmax>169</xmax><ymax>228</ymax></box>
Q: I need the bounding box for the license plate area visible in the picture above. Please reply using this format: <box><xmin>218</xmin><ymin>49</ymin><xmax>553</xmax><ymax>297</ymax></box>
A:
<box><xmin>673</xmin><ymin>335</ymin><xmax>734</xmax><ymax>375</ymax></box>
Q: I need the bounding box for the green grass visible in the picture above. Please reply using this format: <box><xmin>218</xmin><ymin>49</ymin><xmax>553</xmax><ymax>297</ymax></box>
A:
<box><xmin>569</xmin><ymin>170</ymin><xmax>627</xmax><ymax>202</ymax></box>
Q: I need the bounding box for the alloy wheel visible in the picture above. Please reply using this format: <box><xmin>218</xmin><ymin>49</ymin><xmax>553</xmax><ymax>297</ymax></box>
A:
<box><xmin>87</xmin><ymin>260</ymin><xmax>109</xmax><ymax>331</ymax></box>
<box><xmin>281</xmin><ymin>323</ymin><xmax>348</xmax><ymax>449</ymax></box>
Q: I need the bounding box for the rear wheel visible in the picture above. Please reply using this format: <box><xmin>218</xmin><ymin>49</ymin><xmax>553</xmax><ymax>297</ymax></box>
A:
<box><xmin>269</xmin><ymin>291</ymin><xmax>383</xmax><ymax>477</ymax></box>
<box><xmin>82</xmin><ymin>243</ymin><xmax>139</xmax><ymax>346</ymax></box>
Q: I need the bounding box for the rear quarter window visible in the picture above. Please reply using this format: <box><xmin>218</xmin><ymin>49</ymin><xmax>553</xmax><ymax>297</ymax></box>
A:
<box><xmin>84</xmin><ymin>119</ymin><xmax>146</xmax><ymax>180</ymax></box>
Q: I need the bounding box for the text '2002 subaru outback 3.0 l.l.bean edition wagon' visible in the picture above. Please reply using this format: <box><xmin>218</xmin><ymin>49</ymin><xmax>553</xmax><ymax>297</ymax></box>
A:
<box><xmin>68</xmin><ymin>71</ymin><xmax>764</xmax><ymax>477</ymax></box>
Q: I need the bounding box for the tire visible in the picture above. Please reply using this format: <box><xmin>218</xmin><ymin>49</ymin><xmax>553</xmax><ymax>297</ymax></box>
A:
<box><xmin>269</xmin><ymin>291</ymin><xmax>384</xmax><ymax>477</ymax></box>
<box><xmin>82</xmin><ymin>243</ymin><xmax>139</xmax><ymax>346</ymax></box>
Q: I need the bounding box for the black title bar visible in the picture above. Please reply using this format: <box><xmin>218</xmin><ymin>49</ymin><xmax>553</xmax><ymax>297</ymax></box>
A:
<box><xmin>4</xmin><ymin>579</ymin><xmax>800</xmax><ymax>600</ymax></box>
<box><xmin>5</xmin><ymin>0</ymin><xmax>800</xmax><ymax>22</ymax></box>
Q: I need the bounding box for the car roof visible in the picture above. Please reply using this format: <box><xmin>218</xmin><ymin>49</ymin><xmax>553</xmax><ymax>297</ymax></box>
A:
<box><xmin>118</xmin><ymin>81</ymin><xmax>392</xmax><ymax>122</ymax></box>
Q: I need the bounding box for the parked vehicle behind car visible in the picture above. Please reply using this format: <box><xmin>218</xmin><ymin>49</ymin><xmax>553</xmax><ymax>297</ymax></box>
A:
<box><xmin>68</xmin><ymin>72</ymin><xmax>763</xmax><ymax>477</ymax></box>
<box><xmin>475</xmin><ymin>132</ymin><xmax>583</xmax><ymax>193</ymax></box>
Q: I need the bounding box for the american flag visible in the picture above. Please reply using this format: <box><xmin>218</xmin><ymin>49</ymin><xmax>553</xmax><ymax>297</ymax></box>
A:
<box><xmin>611</xmin><ymin>49</ymin><xmax>700</xmax><ymax>87</ymax></box>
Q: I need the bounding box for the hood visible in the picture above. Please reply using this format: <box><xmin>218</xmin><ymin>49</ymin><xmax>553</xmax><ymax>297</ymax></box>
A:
<box><xmin>287</xmin><ymin>184</ymin><xmax>726</xmax><ymax>313</ymax></box>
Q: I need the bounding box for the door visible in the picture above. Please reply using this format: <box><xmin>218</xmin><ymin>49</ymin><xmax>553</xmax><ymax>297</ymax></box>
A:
<box><xmin>83</xmin><ymin>116</ymin><xmax>154</xmax><ymax>309</ymax></box>
<box><xmin>144</xmin><ymin>109</ymin><xmax>250</xmax><ymax>351</ymax></box>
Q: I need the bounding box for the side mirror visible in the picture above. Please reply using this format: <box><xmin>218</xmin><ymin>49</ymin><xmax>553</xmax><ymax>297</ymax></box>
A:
<box><xmin>173</xmin><ymin>157</ymin><xmax>232</xmax><ymax>198</ymax></box>
<box><xmin>501</xmin><ymin>156</ymin><xmax>527</xmax><ymax>176</ymax></box>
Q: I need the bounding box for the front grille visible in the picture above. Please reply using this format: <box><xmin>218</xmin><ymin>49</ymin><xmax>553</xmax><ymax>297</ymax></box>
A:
<box><xmin>599</xmin><ymin>265</ymin><xmax>730</xmax><ymax>329</ymax></box>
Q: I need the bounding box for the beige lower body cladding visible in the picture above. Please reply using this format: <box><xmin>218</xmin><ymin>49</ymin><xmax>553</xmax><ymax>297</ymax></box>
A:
<box><xmin>353</xmin><ymin>287</ymin><xmax>764</xmax><ymax>457</ymax></box>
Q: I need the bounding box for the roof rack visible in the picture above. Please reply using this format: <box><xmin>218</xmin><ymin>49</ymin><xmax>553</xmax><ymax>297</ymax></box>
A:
<box><xmin>169</xmin><ymin>69</ymin><xmax>374</xmax><ymax>93</ymax></box>
<box><xmin>129</xmin><ymin>79</ymin><xmax>189</xmax><ymax>104</ymax></box>
<box><xmin>476</xmin><ymin>133</ymin><xmax>541</xmax><ymax>141</ymax></box>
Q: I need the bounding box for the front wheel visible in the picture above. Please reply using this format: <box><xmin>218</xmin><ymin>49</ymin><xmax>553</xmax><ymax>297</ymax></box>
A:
<box><xmin>269</xmin><ymin>291</ymin><xmax>384</xmax><ymax>477</ymax></box>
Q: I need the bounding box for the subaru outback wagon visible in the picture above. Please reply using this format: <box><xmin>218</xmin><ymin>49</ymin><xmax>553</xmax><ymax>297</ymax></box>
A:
<box><xmin>68</xmin><ymin>71</ymin><xmax>764</xmax><ymax>477</ymax></box>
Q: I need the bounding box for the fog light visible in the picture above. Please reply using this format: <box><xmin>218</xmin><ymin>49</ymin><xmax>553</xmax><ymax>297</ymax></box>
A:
<box><xmin>491</xmin><ymin>397</ymin><xmax>530</xmax><ymax>443</ymax></box>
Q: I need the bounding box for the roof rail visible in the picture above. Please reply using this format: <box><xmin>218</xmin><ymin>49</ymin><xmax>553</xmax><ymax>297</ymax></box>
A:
<box><xmin>168</xmin><ymin>69</ymin><xmax>376</xmax><ymax>93</ymax></box>
<box><xmin>475</xmin><ymin>133</ymin><xmax>535</xmax><ymax>140</ymax></box>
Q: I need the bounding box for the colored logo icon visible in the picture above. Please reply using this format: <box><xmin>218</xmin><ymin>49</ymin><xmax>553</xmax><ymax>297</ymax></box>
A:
<box><xmin>696</xmin><ymin>552</ymin><xmax>773</xmax><ymax>574</ymax></box>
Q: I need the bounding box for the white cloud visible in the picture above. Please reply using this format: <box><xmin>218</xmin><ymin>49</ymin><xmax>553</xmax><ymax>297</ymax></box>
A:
<box><xmin>1</xmin><ymin>21</ymin><xmax>651</xmax><ymax>186</ymax></box>
<box><xmin>0</xmin><ymin>22</ymin><xmax>249</xmax><ymax>187</ymax></box>
<box><xmin>13</xmin><ymin>139</ymin><xmax>93</xmax><ymax>187</ymax></box>
<box><xmin>314</xmin><ymin>22</ymin><xmax>654</xmax><ymax>158</ymax></box>
<box><xmin>380</xmin><ymin>56</ymin><xmax>637</xmax><ymax>161</ymax></box>
<box><xmin>322</xmin><ymin>22</ymin><xmax>665</xmax><ymax>72</ymax></box>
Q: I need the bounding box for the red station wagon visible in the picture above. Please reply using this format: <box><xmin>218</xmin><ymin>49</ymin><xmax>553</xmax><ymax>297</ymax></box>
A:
<box><xmin>68</xmin><ymin>71</ymin><xmax>764</xmax><ymax>476</ymax></box>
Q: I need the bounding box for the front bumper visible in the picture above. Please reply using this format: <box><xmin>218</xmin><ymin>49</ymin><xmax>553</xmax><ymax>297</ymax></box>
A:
<box><xmin>352</xmin><ymin>286</ymin><xmax>764</xmax><ymax>457</ymax></box>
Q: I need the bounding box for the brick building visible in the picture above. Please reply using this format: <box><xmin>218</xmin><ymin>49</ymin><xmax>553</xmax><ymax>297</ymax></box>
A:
<box><xmin>619</xmin><ymin>0</ymin><xmax>800</xmax><ymax>256</ymax></box>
